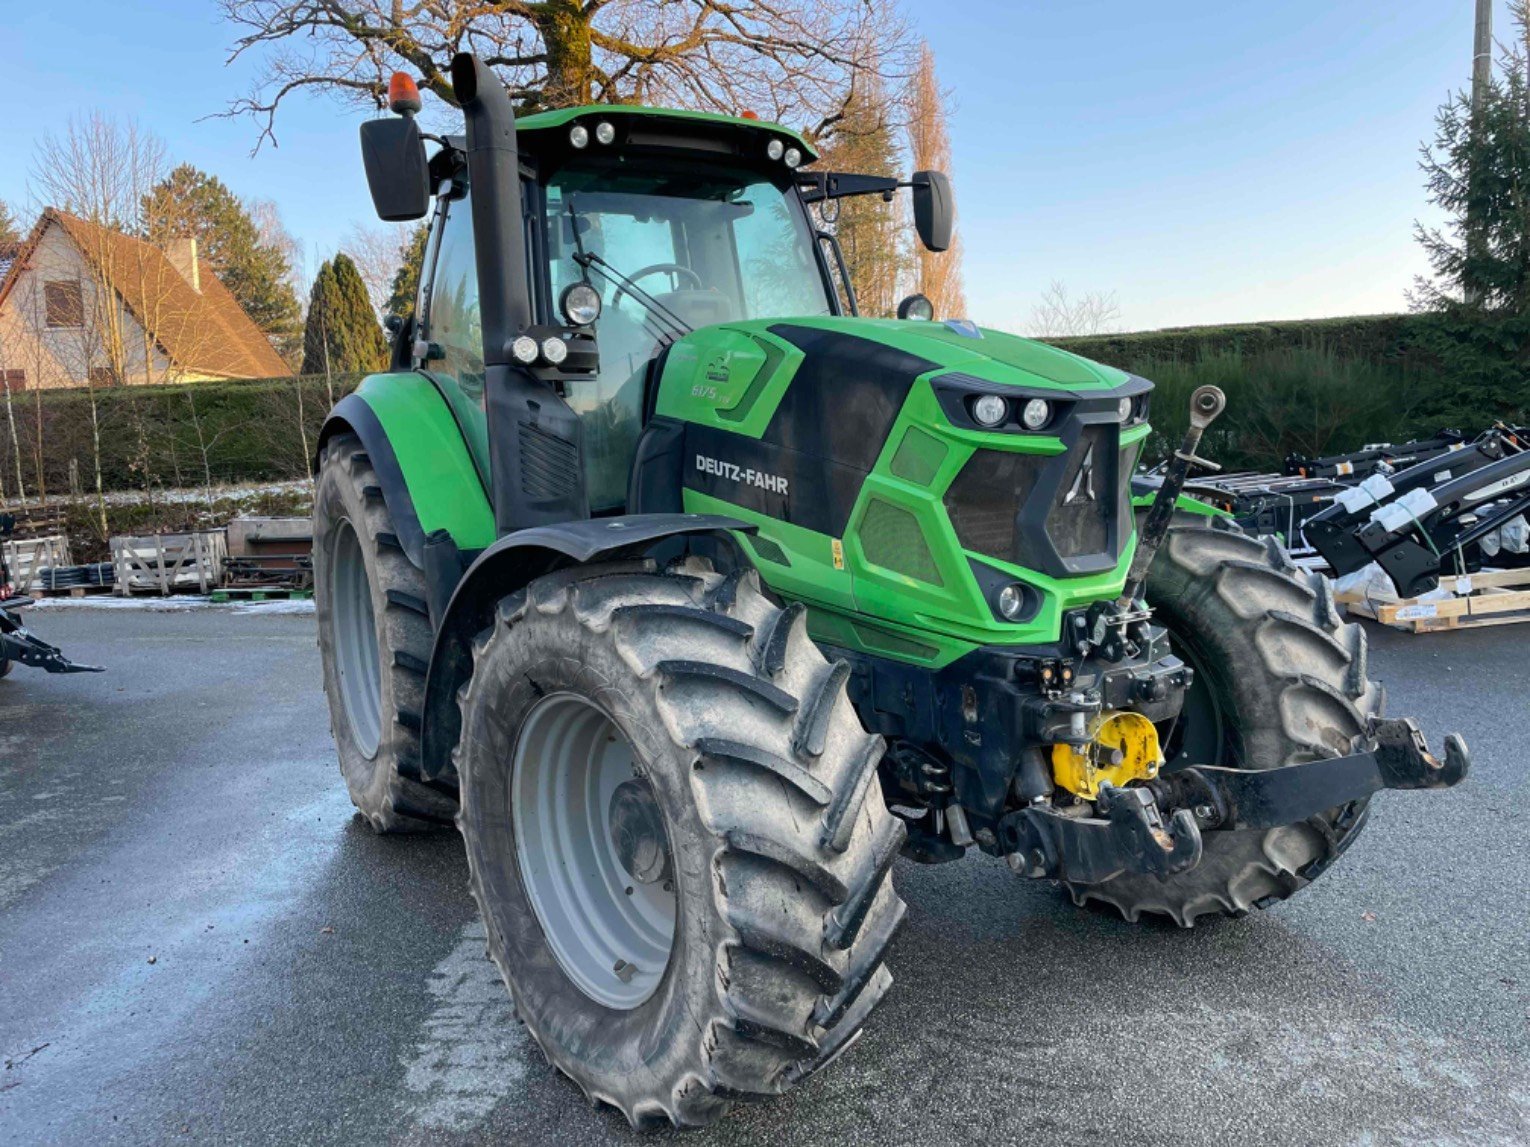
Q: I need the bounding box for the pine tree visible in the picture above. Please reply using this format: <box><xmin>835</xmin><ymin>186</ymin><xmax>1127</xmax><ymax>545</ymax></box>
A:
<box><xmin>1410</xmin><ymin>2</ymin><xmax>1530</xmax><ymax>423</ymax></box>
<box><xmin>385</xmin><ymin>223</ymin><xmax>430</xmax><ymax>321</ymax></box>
<box><xmin>814</xmin><ymin>72</ymin><xmax>910</xmax><ymax>317</ymax></box>
<box><xmin>142</xmin><ymin>165</ymin><xmax>302</xmax><ymax>353</ymax></box>
<box><xmin>302</xmin><ymin>254</ymin><xmax>389</xmax><ymax>376</ymax></box>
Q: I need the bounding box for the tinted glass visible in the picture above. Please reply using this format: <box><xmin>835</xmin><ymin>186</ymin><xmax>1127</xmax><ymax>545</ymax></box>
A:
<box><xmin>545</xmin><ymin>162</ymin><xmax>831</xmax><ymax>511</ymax></box>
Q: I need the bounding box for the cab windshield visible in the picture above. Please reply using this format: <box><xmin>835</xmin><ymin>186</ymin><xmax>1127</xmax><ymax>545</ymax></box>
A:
<box><xmin>544</xmin><ymin>160</ymin><xmax>831</xmax><ymax>510</ymax></box>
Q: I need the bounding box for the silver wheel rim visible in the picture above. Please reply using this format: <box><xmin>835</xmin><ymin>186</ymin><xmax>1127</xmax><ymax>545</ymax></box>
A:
<box><xmin>512</xmin><ymin>693</ymin><xmax>677</xmax><ymax>1010</ymax></box>
<box><xmin>330</xmin><ymin>518</ymin><xmax>382</xmax><ymax>759</ymax></box>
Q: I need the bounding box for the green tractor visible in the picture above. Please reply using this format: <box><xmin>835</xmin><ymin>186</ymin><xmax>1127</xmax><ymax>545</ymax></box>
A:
<box><xmin>315</xmin><ymin>55</ymin><xmax>1468</xmax><ymax>1128</ymax></box>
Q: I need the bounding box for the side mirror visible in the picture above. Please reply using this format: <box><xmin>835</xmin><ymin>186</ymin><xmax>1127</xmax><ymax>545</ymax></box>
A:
<box><xmin>912</xmin><ymin>170</ymin><xmax>953</xmax><ymax>252</ymax></box>
<box><xmin>360</xmin><ymin>117</ymin><xmax>429</xmax><ymax>222</ymax></box>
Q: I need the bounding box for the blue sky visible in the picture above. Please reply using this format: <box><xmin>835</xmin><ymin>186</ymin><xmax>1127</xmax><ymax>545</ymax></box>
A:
<box><xmin>0</xmin><ymin>1</ymin><xmax>1507</xmax><ymax>331</ymax></box>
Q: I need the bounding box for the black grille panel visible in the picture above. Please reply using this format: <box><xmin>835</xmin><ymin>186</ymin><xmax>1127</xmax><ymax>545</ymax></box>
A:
<box><xmin>944</xmin><ymin>422</ymin><xmax>1128</xmax><ymax>575</ymax></box>
<box><xmin>943</xmin><ymin>450</ymin><xmax>1046</xmax><ymax>563</ymax></box>
<box><xmin>518</xmin><ymin>421</ymin><xmax>580</xmax><ymax>501</ymax></box>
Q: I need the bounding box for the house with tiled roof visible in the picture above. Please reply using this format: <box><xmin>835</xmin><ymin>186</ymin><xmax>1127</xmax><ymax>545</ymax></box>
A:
<box><xmin>0</xmin><ymin>208</ymin><xmax>289</xmax><ymax>391</ymax></box>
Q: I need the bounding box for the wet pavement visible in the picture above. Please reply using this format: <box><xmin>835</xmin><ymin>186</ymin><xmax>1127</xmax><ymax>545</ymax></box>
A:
<box><xmin>1</xmin><ymin>605</ymin><xmax>1526</xmax><ymax>1145</ymax></box>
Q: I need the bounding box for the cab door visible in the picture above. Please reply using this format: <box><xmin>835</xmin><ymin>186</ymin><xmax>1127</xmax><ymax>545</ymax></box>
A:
<box><xmin>413</xmin><ymin>190</ymin><xmax>492</xmax><ymax>488</ymax></box>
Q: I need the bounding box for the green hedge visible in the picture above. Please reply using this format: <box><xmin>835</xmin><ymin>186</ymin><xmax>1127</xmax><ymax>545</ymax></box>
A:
<box><xmin>1049</xmin><ymin>312</ymin><xmax>1530</xmax><ymax>471</ymax></box>
<box><xmin>0</xmin><ymin>373</ymin><xmax>361</xmax><ymax>499</ymax></box>
<box><xmin>1050</xmin><ymin>313</ymin><xmax>1436</xmax><ymax>370</ymax></box>
<box><xmin>2</xmin><ymin>312</ymin><xmax>1523</xmax><ymax>503</ymax></box>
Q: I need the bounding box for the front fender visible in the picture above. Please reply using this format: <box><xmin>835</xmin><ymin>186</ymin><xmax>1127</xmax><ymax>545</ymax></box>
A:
<box><xmin>418</xmin><ymin>513</ymin><xmax>754</xmax><ymax>780</ymax></box>
<box><xmin>317</xmin><ymin>374</ymin><xmax>496</xmax><ymax>568</ymax></box>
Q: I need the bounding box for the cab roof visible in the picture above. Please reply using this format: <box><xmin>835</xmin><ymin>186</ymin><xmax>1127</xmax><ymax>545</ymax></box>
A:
<box><xmin>515</xmin><ymin>104</ymin><xmax>819</xmax><ymax>163</ymax></box>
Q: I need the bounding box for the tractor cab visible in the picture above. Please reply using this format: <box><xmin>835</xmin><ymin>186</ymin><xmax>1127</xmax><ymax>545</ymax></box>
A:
<box><xmin>362</xmin><ymin>82</ymin><xmax>951</xmax><ymax>518</ymax></box>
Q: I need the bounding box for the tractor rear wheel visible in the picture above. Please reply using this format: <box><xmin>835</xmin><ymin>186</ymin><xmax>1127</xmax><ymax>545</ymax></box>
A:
<box><xmin>1066</xmin><ymin>519</ymin><xmax>1382</xmax><ymax>925</ymax></box>
<box><xmin>313</xmin><ymin>433</ymin><xmax>457</xmax><ymax>832</ymax></box>
<box><xmin>455</xmin><ymin>559</ymin><xmax>906</xmax><ymax>1128</ymax></box>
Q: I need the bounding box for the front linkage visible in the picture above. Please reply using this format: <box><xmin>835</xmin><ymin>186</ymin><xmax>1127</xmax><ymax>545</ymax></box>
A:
<box><xmin>996</xmin><ymin>384</ymin><xmax>1470</xmax><ymax>889</ymax></box>
<box><xmin>1003</xmin><ymin>717</ymin><xmax>1469</xmax><ymax>885</ymax></box>
<box><xmin>0</xmin><ymin>599</ymin><xmax>103</xmax><ymax>674</ymax></box>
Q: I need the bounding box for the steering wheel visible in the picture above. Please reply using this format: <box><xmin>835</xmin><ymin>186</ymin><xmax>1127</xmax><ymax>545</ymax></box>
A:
<box><xmin>610</xmin><ymin>263</ymin><xmax>704</xmax><ymax>312</ymax></box>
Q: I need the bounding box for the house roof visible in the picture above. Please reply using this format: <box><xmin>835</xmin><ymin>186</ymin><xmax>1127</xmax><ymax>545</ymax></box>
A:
<box><xmin>0</xmin><ymin>208</ymin><xmax>290</xmax><ymax>380</ymax></box>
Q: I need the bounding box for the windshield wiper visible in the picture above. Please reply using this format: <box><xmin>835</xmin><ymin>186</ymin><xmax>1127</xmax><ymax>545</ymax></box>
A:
<box><xmin>564</xmin><ymin>199</ymin><xmax>691</xmax><ymax>342</ymax></box>
<box><xmin>575</xmin><ymin>251</ymin><xmax>692</xmax><ymax>342</ymax></box>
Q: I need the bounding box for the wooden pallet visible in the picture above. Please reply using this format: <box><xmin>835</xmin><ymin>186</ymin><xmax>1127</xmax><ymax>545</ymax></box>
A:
<box><xmin>111</xmin><ymin>531</ymin><xmax>226</xmax><ymax>596</ymax></box>
<box><xmin>1337</xmin><ymin>567</ymin><xmax>1530</xmax><ymax>632</ymax></box>
<box><xmin>2</xmin><ymin>534</ymin><xmax>72</xmax><ymax>592</ymax></box>
<box><xmin>209</xmin><ymin>587</ymin><xmax>314</xmax><ymax>603</ymax></box>
<box><xmin>37</xmin><ymin>584</ymin><xmax>113</xmax><ymax>599</ymax></box>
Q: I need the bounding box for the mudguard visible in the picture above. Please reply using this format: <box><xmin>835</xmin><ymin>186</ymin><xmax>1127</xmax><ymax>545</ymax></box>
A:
<box><xmin>316</xmin><ymin>374</ymin><xmax>496</xmax><ymax>568</ymax></box>
<box><xmin>418</xmin><ymin>513</ymin><xmax>752</xmax><ymax>780</ymax></box>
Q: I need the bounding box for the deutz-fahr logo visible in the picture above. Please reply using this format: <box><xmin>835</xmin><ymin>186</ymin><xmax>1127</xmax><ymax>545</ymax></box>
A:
<box><xmin>704</xmin><ymin>354</ymin><xmax>730</xmax><ymax>384</ymax></box>
<box><xmin>695</xmin><ymin>454</ymin><xmax>789</xmax><ymax>496</ymax></box>
<box><xmin>1063</xmin><ymin>443</ymin><xmax>1097</xmax><ymax>505</ymax></box>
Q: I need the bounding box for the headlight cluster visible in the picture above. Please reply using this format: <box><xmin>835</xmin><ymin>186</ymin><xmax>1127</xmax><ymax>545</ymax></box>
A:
<box><xmin>964</xmin><ymin>394</ymin><xmax>1055</xmax><ymax>431</ymax></box>
<box><xmin>765</xmin><ymin>137</ymin><xmax>803</xmax><ymax>168</ymax></box>
<box><xmin>512</xmin><ymin>334</ymin><xmax>571</xmax><ymax>366</ymax></box>
<box><xmin>569</xmin><ymin>121</ymin><xmax>617</xmax><ymax>149</ymax></box>
<box><xmin>963</xmin><ymin>391</ymin><xmax>1147</xmax><ymax>433</ymax></box>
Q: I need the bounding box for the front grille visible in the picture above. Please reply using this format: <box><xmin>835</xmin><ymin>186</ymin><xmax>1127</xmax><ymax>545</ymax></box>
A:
<box><xmin>944</xmin><ymin>450</ymin><xmax>1047</xmax><ymax>562</ymax></box>
<box><xmin>943</xmin><ymin>423</ymin><xmax>1127</xmax><ymax>575</ymax></box>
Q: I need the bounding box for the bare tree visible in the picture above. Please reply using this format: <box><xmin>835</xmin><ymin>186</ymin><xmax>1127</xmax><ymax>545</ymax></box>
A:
<box><xmin>342</xmin><ymin>222</ymin><xmax>412</xmax><ymax>317</ymax></box>
<box><xmin>0</xmin><ymin>327</ymin><xmax>27</xmax><ymax>504</ymax></box>
<box><xmin>248</xmin><ymin>196</ymin><xmax>307</xmax><ymax>305</ymax></box>
<box><xmin>1027</xmin><ymin>280</ymin><xmax>1122</xmax><ymax>338</ymax></box>
<box><xmin>219</xmin><ymin>0</ymin><xmax>915</xmax><ymax>148</ymax></box>
<box><xmin>905</xmin><ymin>42</ymin><xmax>965</xmax><ymax>319</ymax></box>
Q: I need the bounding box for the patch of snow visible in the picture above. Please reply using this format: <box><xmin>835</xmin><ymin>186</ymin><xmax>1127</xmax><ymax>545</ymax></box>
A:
<box><xmin>399</xmin><ymin>918</ymin><xmax>529</xmax><ymax>1132</ymax></box>
<box><xmin>26</xmin><ymin>594</ymin><xmax>314</xmax><ymax>615</ymax></box>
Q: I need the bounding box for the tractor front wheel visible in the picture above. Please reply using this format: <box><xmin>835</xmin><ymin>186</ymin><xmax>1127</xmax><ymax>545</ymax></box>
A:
<box><xmin>1066</xmin><ymin>520</ymin><xmax>1383</xmax><ymax>925</ymax></box>
<box><xmin>455</xmin><ymin>560</ymin><xmax>906</xmax><ymax>1128</ymax></box>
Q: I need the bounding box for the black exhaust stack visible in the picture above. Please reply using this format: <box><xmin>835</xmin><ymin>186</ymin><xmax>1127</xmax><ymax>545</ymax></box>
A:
<box><xmin>450</xmin><ymin>52</ymin><xmax>587</xmax><ymax>535</ymax></box>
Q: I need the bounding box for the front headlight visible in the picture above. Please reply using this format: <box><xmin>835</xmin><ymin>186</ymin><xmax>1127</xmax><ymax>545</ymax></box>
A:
<box><xmin>972</xmin><ymin>394</ymin><xmax>1007</xmax><ymax>427</ymax></box>
<box><xmin>1020</xmin><ymin>398</ymin><xmax>1052</xmax><ymax>431</ymax></box>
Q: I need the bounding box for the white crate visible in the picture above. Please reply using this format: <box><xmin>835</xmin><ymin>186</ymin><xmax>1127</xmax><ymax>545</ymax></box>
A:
<box><xmin>3</xmin><ymin>534</ymin><xmax>72</xmax><ymax>592</ymax></box>
<box><xmin>110</xmin><ymin>531</ymin><xmax>227</xmax><ymax>596</ymax></box>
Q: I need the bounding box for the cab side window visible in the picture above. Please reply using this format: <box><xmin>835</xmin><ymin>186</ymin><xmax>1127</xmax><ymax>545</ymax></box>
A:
<box><xmin>423</xmin><ymin>197</ymin><xmax>484</xmax><ymax>399</ymax></box>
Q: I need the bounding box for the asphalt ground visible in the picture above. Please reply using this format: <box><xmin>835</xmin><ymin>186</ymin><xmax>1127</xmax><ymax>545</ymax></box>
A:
<box><xmin>0</xmin><ymin>603</ymin><xmax>1525</xmax><ymax>1145</ymax></box>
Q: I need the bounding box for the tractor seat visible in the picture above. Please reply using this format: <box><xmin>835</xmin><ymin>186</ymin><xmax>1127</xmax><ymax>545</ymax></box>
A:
<box><xmin>653</xmin><ymin>289</ymin><xmax>734</xmax><ymax>329</ymax></box>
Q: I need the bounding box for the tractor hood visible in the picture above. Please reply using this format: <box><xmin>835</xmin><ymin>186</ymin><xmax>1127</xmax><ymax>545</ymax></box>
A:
<box><xmin>666</xmin><ymin>315</ymin><xmax>1136</xmax><ymax>398</ymax></box>
<box><xmin>813</xmin><ymin>316</ymin><xmax>1133</xmax><ymax>394</ymax></box>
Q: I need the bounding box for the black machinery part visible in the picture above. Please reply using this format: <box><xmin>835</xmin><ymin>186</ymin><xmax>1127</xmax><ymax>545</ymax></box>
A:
<box><xmin>999</xmin><ymin>717</ymin><xmax>1468</xmax><ymax>886</ymax></box>
<box><xmin>0</xmin><ymin>599</ymin><xmax>104</xmax><ymax>674</ymax></box>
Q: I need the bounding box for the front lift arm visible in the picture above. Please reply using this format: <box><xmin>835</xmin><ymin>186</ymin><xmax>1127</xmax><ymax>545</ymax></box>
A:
<box><xmin>1000</xmin><ymin>718</ymin><xmax>1469</xmax><ymax>885</ymax></box>
<box><xmin>1</xmin><ymin>601</ymin><xmax>104</xmax><ymax>674</ymax></box>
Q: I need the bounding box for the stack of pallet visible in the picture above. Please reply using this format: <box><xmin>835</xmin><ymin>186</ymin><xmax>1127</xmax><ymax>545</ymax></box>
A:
<box><xmin>111</xmin><ymin>532</ymin><xmax>226</xmax><ymax>596</ymax></box>
<box><xmin>1336</xmin><ymin>569</ymin><xmax>1530</xmax><ymax>634</ymax></box>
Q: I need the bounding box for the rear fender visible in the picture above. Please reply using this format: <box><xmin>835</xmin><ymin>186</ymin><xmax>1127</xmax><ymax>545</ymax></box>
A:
<box><xmin>418</xmin><ymin>513</ymin><xmax>753</xmax><ymax>780</ymax></box>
